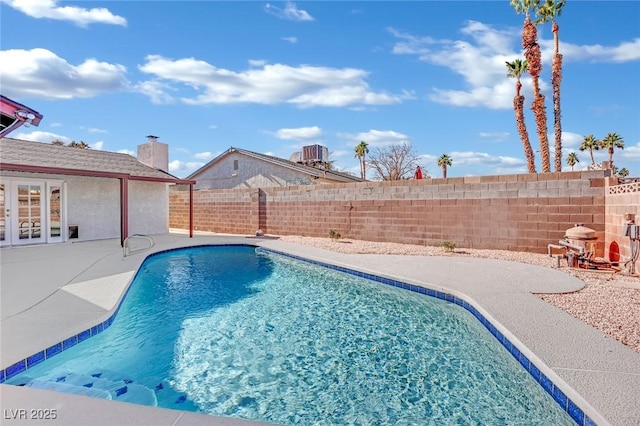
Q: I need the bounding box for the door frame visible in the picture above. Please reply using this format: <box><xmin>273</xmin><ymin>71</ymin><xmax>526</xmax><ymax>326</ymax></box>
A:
<box><xmin>0</xmin><ymin>177</ymin><xmax>65</xmax><ymax>246</ymax></box>
<box><xmin>0</xmin><ymin>181</ymin><xmax>9</xmax><ymax>247</ymax></box>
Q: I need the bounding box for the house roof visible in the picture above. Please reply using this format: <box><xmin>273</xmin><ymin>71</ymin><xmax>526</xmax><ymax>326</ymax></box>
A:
<box><xmin>188</xmin><ymin>146</ymin><xmax>363</xmax><ymax>183</ymax></box>
<box><xmin>0</xmin><ymin>137</ymin><xmax>191</xmax><ymax>183</ymax></box>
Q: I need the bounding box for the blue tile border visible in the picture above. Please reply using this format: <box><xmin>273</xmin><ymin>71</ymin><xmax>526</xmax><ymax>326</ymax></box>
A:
<box><xmin>0</xmin><ymin>243</ymin><xmax>596</xmax><ymax>426</ymax></box>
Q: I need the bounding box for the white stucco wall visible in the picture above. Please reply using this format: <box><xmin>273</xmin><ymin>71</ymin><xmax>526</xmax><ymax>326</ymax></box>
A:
<box><xmin>66</xmin><ymin>176</ymin><xmax>120</xmax><ymax>241</ymax></box>
<box><xmin>194</xmin><ymin>152</ymin><xmax>315</xmax><ymax>190</ymax></box>
<box><xmin>128</xmin><ymin>180</ymin><xmax>169</xmax><ymax>235</ymax></box>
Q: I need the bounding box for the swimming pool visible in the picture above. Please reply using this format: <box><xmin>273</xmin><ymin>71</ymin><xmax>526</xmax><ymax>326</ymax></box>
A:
<box><xmin>5</xmin><ymin>245</ymin><xmax>578</xmax><ymax>425</ymax></box>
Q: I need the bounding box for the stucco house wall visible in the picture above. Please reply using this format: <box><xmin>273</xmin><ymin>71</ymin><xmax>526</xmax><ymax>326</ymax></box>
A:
<box><xmin>128</xmin><ymin>180</ymin><xmax>169</xmax><ymax>235</ymax></box>
<box><xmin>65</xmin><ymin>176</ymin><xmax>120</xmax><ymax>241</ymax></box>
<box><xmin>67</xmin><ymin>178</ymin><xmax>170</xmax><ymax>241</ymax></box>
<box><xmin>193</xmin><ymin>152</ymin><xmax>315</xmax><ymax>190</ymax></box>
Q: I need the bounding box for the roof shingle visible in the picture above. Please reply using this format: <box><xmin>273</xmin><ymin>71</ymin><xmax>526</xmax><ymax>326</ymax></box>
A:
<box><xmin>0</xmin><ymin>137</ymin><xmax>178</xmax><ymax>180</ymax></box>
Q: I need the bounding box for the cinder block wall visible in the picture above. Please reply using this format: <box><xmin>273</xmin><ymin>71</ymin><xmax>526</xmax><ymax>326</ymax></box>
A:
<box><xmin>604</xmin><ymin>179</ymin><xmax>640</xmax><ymax>267</ymax></box>
<box><xmin>171</xmin><ymin>171</ymin><xmax>608</xmax><ymax>254</ymax></box>
<box><xmin>169</xmin><ymin>187</ymin><xmax>258</xmax><ymax>235</ymax></box>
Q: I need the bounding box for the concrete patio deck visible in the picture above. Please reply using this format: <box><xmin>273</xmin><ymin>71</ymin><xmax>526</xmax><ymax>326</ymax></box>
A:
<box><xmin>1</xmin><ymin>233</ymin><xmax>639</xmax><ymax>425</ymax></box>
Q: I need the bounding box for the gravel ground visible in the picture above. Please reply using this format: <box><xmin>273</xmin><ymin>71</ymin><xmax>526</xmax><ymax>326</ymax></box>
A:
<box><xmin>278</xmin><ymin>235</ymin><xmax>640</xmax><ymax>354</ymax></box>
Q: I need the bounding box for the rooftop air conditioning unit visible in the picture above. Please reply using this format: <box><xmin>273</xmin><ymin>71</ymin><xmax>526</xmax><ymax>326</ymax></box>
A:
<box><xmin>302</xmin><ymin>144</ymin><xmax>329</xmax><ymax>163</ymax></box>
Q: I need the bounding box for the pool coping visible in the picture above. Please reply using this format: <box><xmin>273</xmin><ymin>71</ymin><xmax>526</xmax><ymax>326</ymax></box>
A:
<box><xmin>1</xmin><ymin>234</ymin><xmax>639</xmax><ymax>425</ymax></box>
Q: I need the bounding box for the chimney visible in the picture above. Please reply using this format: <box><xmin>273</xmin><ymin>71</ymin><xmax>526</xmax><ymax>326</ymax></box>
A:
<box><xmin>137</xmin><ymin>135</ymin><xmax>169</xmax><ymax>173</ymax></box>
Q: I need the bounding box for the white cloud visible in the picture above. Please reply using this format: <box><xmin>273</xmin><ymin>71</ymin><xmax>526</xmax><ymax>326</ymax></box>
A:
<box><xmin>134</xmin><ymin>80</ymin><xmax>175</xmax><ymax>105</ymax></box>
<box><xmin>208</xmin><ymin>124</ymin><xmax>218</xmax><ymax>130</ymax></box>
<box><xmin>282</xmin><ymin>36</ymin><xmax>298</xmax><ymax>44</ymax></box>
<box><xmin>392</xmin><ymin>20</ymin><xmax>639</xmax><ymax>112</ymax></box>
<box><xmin>479</xmin><ymin>131</ymin><xmax>510</xmax><ymax>142</ymax></box>
<box><xmin>168</xmin><ymin>159</ymin><xmax>205</xmax><ymax>176</ymax></box>
<box><xmin>117</xmin><ymin>149</ymin><xmax>136</xmax><ymax>156</ymax></box>
<box><xmin>620</xmin><ymin>142</ymin><xmax>640</xmax><ymax>161</ymax></box>
<box><xmin>138</xmin><ymin>55</ymin><xmax>405</xmax><ymax>108</ymax></box>
<box><xmin>13</xmin><ymin>130</ymin><xmax>70</xmax><ymax>143</ymax></box>
<box><xmin>390</xmin><ymin>21</ymin><xmax>546</xmax><ymax>109</ymax></box>
<box><xmin>249</xmin><ymin>59</ymin><xmax>267</xmax><ymax>67</ymax></box>
<box><xmin>338</xmin><ymin>129</ymin><xmax>411</xmax><ymax>148</ymax></box>
<box><xmin>391</xmin><ymin>21</ymin><xmax>527</xmax><ymax>109</ymax></box>
<box><xmin>49</xmin><ymin>122</ymin><xmax>62</xmax><ymax>128</ymax></box>
<box><xmin>387</xmin><ymin>27</ymin><xmax>438</xmax><ymax>56</ymax></box>
<box><xmin>430</xmin><ymin>80</ymin><xmax>518</xmax><ymax>110</ymax></box>
<box><xmin>329</xmin><ymin>149</ymin><xmax>349</xmax><ymax>160</ymax></box>
<box><xmin>194</xmin><ymin>152</ymin><xmax>215</xmax><ymax>160</ymax></box>
<box><xmin>447</xmin><ymin>151</ymin><xmax>526</xmax><ymax>168</ymax></box>
<box><xmin>0</xmin><ymin>48</ymin><xmax>128</xmax><ymax>99</ymax></box>
<box><xmin>557</xmin><ymin>131</ymin><xmax>585</xmax><ymax>149</ymax></box>
<box><xmin>86</xmin><ymin>127</ymin><xmax>108</xmax><ymax>134</ymax></box>
<box><xmin>551</xmin><ymin>38</ymin><xmax>640</xmax><ymax>63</ymax></box>
<box><xmin>264</xmin><ymin>1</ymin><xmax>314</xmax><ymax>22</ymax></box>
<box><xmin>1</xmin><ymin>0</ymin><xmax>126</xmax><ymax>27</ymax></box>
<box><xmin>90</xmin><ymin>141</ymin><xmax>104</xmax><ymax>150</ymax></box>
<box><xmin>274</xmin><ymin>126</ymin><xmax>323</xmax><ymax>141</ymax></box>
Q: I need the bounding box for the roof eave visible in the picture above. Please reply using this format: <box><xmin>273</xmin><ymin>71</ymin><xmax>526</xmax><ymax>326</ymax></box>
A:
<box><xmin>0</xmin><ymin>163</ymin><xmax>195</xmax><ymax>184</ymax></box>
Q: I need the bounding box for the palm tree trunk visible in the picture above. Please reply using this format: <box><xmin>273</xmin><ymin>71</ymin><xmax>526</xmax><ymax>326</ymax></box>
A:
<box><xmin>514</xmin><ymin>82</ymin><xmax>536</xmax><ymax>173</ymax></box>
<box><xmin>590</xmin><ymin>150</ymin><xmax>595</xmax><ymax>165</ymax></box>
<box><xmin>523</xmin><ymin>17</ymin><xmax>550</xmax><ymax>173</ymax></box>
<box><xmin>442</xmin><ymin>166</ymin><xmax>447</xmax><ymax>179</ymax></box>
<box><xmin>552</xmin><ymin>52</ymin><xmax>562</xmax><ymax>172</ymax></box>
<box><xmin>552</xmin><ymin>22</ymin><xmax>563</xmax><ymax>172</ymax></box>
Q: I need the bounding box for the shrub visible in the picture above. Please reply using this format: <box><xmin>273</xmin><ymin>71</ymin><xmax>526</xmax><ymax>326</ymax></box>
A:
<box><xmin>328</xmin><ymin>229</ymin><xmax>342</xmax><ymax>240</ymax></box>
<box><xmin>440</xmin><ymin>240</ymin><xmax>456</xmax><ymax>252</ymax></box>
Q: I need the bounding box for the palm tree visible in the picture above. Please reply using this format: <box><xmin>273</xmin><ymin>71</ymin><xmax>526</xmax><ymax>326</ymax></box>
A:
<box><xmin>51</xmin><ymin>139</ymin><xmax>64</xmax><ymax>146</ymax></box>
<box><xmin>579</xmin><ymin>134</ymin><xmax>600</xmax><ymax>165</ymax></box>
<box><xmin>600</xmin><ymin>132</ymin><xmax>624</xmax><ymax>165</ymax></box>
<box><xmin>68</xmin><ymin>140</ymin><xmax>90</xmax><ymax>149</ymax></box>
<box><xmin>437</xmin><ymin>154</ymin><xmax>452</xmax><ymax>178</ymax></box>
<box><xmin>511</xmin><ymin>0</ymin><xmax>550</xmax><ymax>173</ymax></box>
<box><xmin>354</xmin><ymin>140</ymin><xmax>369</xmax><ymax>180</ymax></box>
<box><xmin>565</xmin><ymin>152</ymin><xmax>579</xmax><ymax>171</ymax></box>
<box><xmin>618</xmin><ymin>168</ymin><xmax>629</xmax><ymax>178</ymax></box>
<box><xmin>506</xmin><ymin>59</ymin><xmax>536</xmax><ymax>173</ymax></box>
<box><xmin>536</xmin><ymin>0</ymin><xmax>566</xmax><ymax>172</ymax></box>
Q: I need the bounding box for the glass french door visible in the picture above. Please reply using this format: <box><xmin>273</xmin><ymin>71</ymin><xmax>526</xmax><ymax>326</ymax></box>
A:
<box><xmin>13</xmin><ymin>182</ymin><xmax>44</xmax><ymax>245</ymax></box>
<box><xmin>0</xmin><ymin>179</ymin><xmax>64</xmax><ymax>246</ymax></box>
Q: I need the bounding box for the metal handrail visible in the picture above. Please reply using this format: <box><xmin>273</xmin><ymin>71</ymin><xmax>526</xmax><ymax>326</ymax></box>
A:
<box><xmin>123</xmin><ymin>234</ymin><xmax>156</xmax><ymax>257</ymax></box>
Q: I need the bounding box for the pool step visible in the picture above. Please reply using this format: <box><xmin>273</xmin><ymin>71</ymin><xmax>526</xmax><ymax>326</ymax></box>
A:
<box><xmin>25</xmin><ymin>373</ymin><xmax>158</xmax><ymax>407</ymax></box>
<box><xmin>136</xmin><ymin>377</ymin><xmax>199</xmax><ymax>410</ymax></box>
<box><xmin>27</xmin><ymin>379</ymin><xmax>113</xmax><ymax>399</ymax></box>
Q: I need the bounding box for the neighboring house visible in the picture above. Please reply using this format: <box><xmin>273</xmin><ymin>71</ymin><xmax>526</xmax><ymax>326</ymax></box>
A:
<box><xmin>188</xmin><ymin>146</ymin><xmax>362</xmax><ymax>190</ymax></box>
<box><xmin>0</xmin><ymin>137</ymin><xmax>193</xmax><ymax>247</ymax></box>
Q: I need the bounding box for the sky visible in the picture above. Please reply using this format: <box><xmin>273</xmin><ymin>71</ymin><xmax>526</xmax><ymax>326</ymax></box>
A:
<box><xmin>1</xmin><ymin>0</ymin><xmax>639</xmax><ymax>179</ymax></box>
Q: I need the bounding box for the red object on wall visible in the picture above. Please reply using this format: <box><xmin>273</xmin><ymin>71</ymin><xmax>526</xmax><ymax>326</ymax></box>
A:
<box><xmin>414</xmin><ymin>166</ymin><xmax>423</xmax><ymax>180</ymax></box>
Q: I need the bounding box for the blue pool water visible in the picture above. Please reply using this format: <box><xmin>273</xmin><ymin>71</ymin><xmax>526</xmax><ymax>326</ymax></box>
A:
<box><xmin>8</xmin><ymin>246</ymin><xmax>574</xmax><ymax>425</ymax></box>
